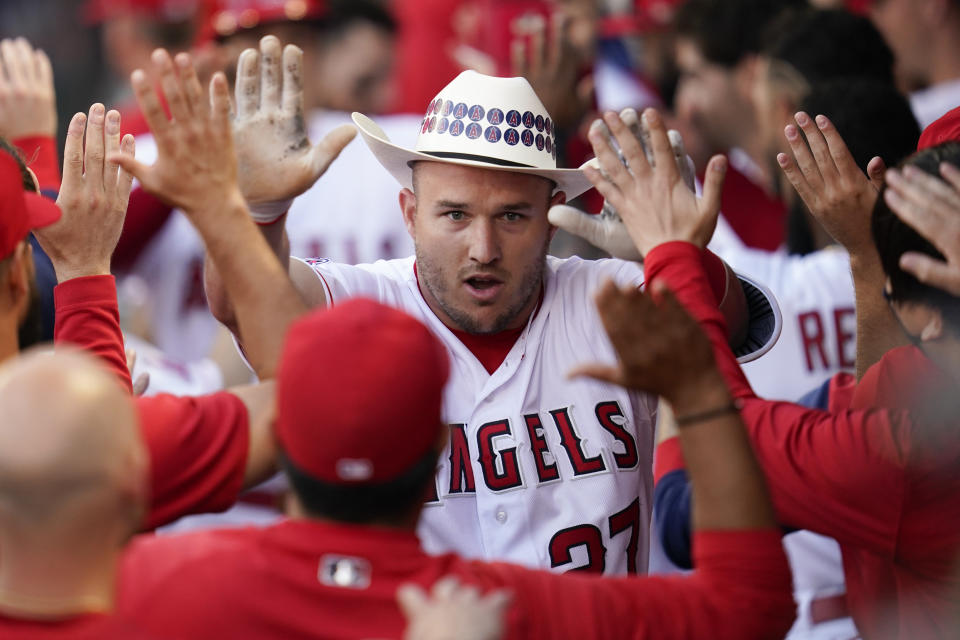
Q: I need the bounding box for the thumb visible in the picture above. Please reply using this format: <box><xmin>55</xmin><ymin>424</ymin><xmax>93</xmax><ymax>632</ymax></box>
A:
<box><xmin>548</xmin><ymin>204</ymin><xmax>607</xmax><ymax>243</ymax></box>
<box><xmin>109</xmin><ymin>152</ymin><xmax>153</xmax><ymax>188</ymax></box>
<box><xmin>700</xmin><ymin>154</ymin><xmax>727</xmax><ymax>218</ymax></box>
<box><xmin>566</xmin><ymin>362</ymin><xmax>623</xmax><ymax>385</ymax></box>
<box><xmin>867</xmin><ymin>156</ymin><xmax>887</xmax><ymax>191</ymax></box>
<box><xmin>310</xmin><ymin>124</ymin><xmax>358</xmax><ymax>178</ymax></box>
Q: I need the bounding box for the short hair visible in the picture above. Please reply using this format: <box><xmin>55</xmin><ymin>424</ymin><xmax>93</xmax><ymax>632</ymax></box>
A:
<box><xmin>787</xmin><ymin>79</ymin><xmax>919</xmax><ymax>255</ymax></box>
<box><xmin>0</xmin><ymin>139</ymin><xmax>38</xmax><ymax>192</ymax></box>
<box><xmin>871</xmin><ymin>142</ymin><xmax>960</xmax><ymax>330</ymax></box>
<box><xmin>282</xmin><ymin>449</ymin><xmax>437</xmax><ymax>525</ymax></box>
<box><xmin>762</xmin><ymin>8</ymin><xmax>894</xmax><ymax>89</ymax></box>
<box><xmin>673</xmin><ymin>0</ymin><xmax>805</xmax><ymax>67</ymax></box>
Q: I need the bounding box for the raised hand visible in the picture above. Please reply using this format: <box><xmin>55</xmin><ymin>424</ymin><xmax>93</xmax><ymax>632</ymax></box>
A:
<box><xmin>569</xmin><ymin>280</ymin><xmax>723</xmax><ymax>407</ymax></box>
<box><xmin>776</xmin><ymin>111</ymin><xmax>887</xmax><ymax>256</ymax></box>
<box><xmin>884</xmin><ymin>162</ymin><xmax>960</xmax><ymax>295</ymax></box>
<box><xmin>232</xmin><ymin>35</ymin><xmax>356</xmax><ymax>221</ymax></box>
<box><xmin>398</xmin><ymin>577</ymin><xmax>512</xmax><ymax>640</ymax></box>
<box><xmin>33</xmin><ymin>105</ymin><xmax>135</xmax><ymax>281</ymax></box>
<box><xmin>0</xmin><ymin>38</ymin><xmax>56</xmax><ymax>139</ymax></box>
<box><xmin>579</xmin><ymin>108</ymin><xmax>726</xmax><ymax>257</ymax></box>
<box><xmin>549</xmin><ymin>108</ymin><xmax>698</xmax><ymax>260</ymax></box>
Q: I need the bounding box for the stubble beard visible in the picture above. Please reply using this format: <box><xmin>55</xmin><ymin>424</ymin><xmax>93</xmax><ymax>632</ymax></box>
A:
<box><xmin>416</xmin><ymin>240</ymin><xmax>548</xmax><ymax>335</ymax></box>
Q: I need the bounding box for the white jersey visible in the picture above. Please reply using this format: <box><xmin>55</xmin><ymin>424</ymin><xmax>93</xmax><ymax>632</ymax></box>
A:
<box><xmin>125</xmin><ymin>110</ymin><xmax>418</xmax><ymax>362</ymax></box>
<box><xmin>710</xmin><ymin>217</ymin><xmax>856</xmax><ymax>401</ymax></box>
<box><xmin>306</xmin><ymin>255</ymin><xmax>657</xmax><ymax>575</ymax></box>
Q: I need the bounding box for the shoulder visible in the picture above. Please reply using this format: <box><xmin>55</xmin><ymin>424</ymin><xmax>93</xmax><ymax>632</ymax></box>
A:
<box><xmin>547</xmin><ymin>256</ymin><xmax>644</xmax><ymax>290</ymax></box>
<box><xmin>298</xmin><ymin>256</ymin><xmax>417</xmax><ymax>305</ymax></box>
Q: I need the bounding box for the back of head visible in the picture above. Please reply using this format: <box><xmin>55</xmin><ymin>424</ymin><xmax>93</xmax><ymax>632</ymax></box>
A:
<box><xmin>762</xmin><ymin>7</ymin><xmax>894</xmax><ymax>89</ymax></box>
<box><xmin>0</xmin><ymin>350</ymin><xmax>144</xmax><ymax>532</ymax></box>
<box><xmin>276</xmin><ymin>299</ymin><xmax>449</xmax><ymax>525</ymax></box>
<box><xmin>673</xmin><ymin>0</ymin><xmax>806</xmax><ymax>66</ymax></box>
<box><xmin>872</xmin><ymin>142</ymin><xmax>960</xmax><ymax>331</ymax></box>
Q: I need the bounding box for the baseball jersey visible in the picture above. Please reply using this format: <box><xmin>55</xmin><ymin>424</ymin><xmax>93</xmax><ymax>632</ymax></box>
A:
<box><xmin>710</xmin><ymin>216</ymin><xmax>856</xmax><ymax>401</ymax></box>
<box><xmin>305</xmin><ymin>254</ymin><xmax>657</xmax><ymax>575</ymax></box>
<box><xmin>118</xmin><ymin>519</ymin><xmax>793</xmax><ymax>640</ymax></box>
<box><xmin>124</xmin><ymin>110</ymin><xmax>418</xmax><ymax>363</ymax></box>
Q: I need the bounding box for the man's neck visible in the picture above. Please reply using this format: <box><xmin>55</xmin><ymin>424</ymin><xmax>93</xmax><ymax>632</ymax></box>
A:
<box><xmin>0</xmin><ymin>320</ymin><xmax>18</xmax><ymax>364</ymax></box>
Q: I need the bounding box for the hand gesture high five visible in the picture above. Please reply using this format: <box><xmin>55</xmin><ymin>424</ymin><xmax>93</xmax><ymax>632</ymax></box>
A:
<box><xmin>232</xmin><ymin>36</ymin><xmax>356</xmax><ymax>221</ymax></box>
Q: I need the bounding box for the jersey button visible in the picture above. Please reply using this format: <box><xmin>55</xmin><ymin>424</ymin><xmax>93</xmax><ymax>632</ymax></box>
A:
<box><xmin>495</xmin><ymin>509</ymin><xmax>507</xmax><ymax>523</ymax></box>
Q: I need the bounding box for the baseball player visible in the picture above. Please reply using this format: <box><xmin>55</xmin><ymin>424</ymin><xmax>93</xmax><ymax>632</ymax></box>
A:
<box><xmin>194</xmin><ymin>37</ymin><xmax>779</xmax><ymax>574</ymax></box>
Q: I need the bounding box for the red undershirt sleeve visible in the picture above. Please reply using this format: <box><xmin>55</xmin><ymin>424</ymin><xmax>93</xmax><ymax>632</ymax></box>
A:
<box><xmin>644</xmin><ymin>242</ymin><xmax>907</xmax><ymax>555</ymax></box>
<box><xmin>112</xmin><ymin>188</ymin><xmax>175</xmax><ymax>271</ymax></box>
<box><xmin>135</xmin><ymin>392</ymin><xmax>250</xmax><ymax>530</ymax></box>
<box><xmin>489</xmin><ymin>530</ymin><xmax>793</xmax><ymax>640</ymax></box>
<box><xmin>13</xmin><ymin>135</ymin><xmax>60</xmax><ymax>191</ymax></box>
<box><xmin>54</xmin><ymin>275</ymin><xmax>133</xmax><ymax>393</ymax></box>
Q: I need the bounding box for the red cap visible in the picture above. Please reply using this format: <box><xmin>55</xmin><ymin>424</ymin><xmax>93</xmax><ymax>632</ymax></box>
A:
<box><xmin>276</xmin><ymin>298</ymin><xmax>449</xmax><ymax>484</ymax></box>
<box><xmin>83</xmin><ymin>0</ymin><xmax>203</xmax><ymax>24</ymax></box>
<box><xmin>197</xmin><ymin>0</ymin><xmax>326</xmax><ymax>42</ymax></box>
<box><xmin>600</xmin><ymin>0</ymin><xmax>683</xmax><ymax>37</ymax></box>
<box><xmin>0</xmin><ymin>153</ymin><xmax>61</xmax><ymax>261</ymax></box>
<box><xmin>918</xmin><ymin>106</ymin><xmax>960</xmax><ymax>150</ymax></box>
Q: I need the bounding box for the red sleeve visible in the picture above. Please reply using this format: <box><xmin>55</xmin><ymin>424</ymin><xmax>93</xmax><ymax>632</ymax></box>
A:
<box><xmin>644</xmin><ymin>242</ymin><xmax>908</xmax><ymax>555</ymax></box>
<box><xmin>12</xmin><ymin>135</ymin><xmax>60</xmax><ymax>191</ymax></box>
<box><xmin>54</xmin><ymin>275</ymin><xmax>132</xmax><ymax>392</ymax></box>
<box><xmin>112</xmin><ymin>187</ymin><xmax>175</xmax><ymax>271</ymax></box>
<box><xmin>136</xmin><ymin>392</ymin><xmax>249</xmax><ymax>530</ymax></box>
<box><xmin>485</xmin><ymin>530</ymin><xmax>793</xmax><ymax>640</ymax></box>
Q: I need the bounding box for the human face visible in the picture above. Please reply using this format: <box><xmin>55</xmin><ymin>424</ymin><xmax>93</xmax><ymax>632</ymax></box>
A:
<box><xmin>314</xmin><ymin>23</ymin><xmax>396</xmax><ymax>114</ymax></box>
<box><xmin>870</xmin><ymin>0</ymin><xmax>929</xmax><ymax>91</ymax></box>
<box><xmin>401</xmin><ymin>162</ymin><xmax>563</xmax><ymax>335</ymax></box>
<box><xmin>674</xmin><ymin>38</ymin><xmax>753</xmax><ymax>154</ymax></box>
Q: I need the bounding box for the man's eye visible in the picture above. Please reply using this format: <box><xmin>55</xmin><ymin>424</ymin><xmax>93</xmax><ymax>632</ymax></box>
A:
<box><xmin>503</xmin><ymin>212</ymin><xmax>523</xmax><ymax>222</ymax></box>
<box><xmin>447</xmin><ymin>211</ymin><xmax>465</xmax><ymax>221</ymax></box>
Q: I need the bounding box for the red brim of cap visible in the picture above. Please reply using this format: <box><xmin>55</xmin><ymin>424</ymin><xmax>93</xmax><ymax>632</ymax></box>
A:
<box><xmin>24</xmin><ymin>192</ymin><xmax>61</xmax><ymax>230</ymax></box>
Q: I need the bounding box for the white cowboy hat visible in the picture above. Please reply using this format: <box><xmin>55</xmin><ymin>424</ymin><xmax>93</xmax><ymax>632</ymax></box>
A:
<box><xmin>352</xmin><ymin>70</ymin><xmax>594</xmax><ymax>198</ymax></box>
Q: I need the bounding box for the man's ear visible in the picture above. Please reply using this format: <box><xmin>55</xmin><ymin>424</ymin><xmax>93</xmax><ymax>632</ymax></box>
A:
<box><xmin>399</xmin><ymin>188</ymin><xmax>417</xmax><ymax>240</ymax></box>
<box><xmin>547</xmin><ymin>190</ymin><xmax>567</xmax><ymax>242</ymax></box>
<box><xmin>920</xmin><ymin>308</ymin><xmax>944</xmax><ymax>342</ymax></box>
<box><xmin>3</xmin><ymin>242</ymin><xmax>31</xmax><ymax>315</ymax></box>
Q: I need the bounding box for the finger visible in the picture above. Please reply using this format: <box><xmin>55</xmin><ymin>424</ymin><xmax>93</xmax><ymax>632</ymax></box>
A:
<box><xmin>154</xmin><ymin>48</ymin><xmax>191</xmax><ymax>123</ymax></box>
<box><xmin>34</xmin><ymin>47</ymin><xmax>53</xmax><ymax>87</ymax></box>
<box><xmin>583</xmin><ymin>164</ymin><xmax>625</xmax><ymax>213</ymax></box>
<box><xmin>85</xmin><ymin>103</ymin><xmax>107</xmax><ymax>185</ymax></box>
<box><xmin>668</xmin><ymin>129</ymin><xmax>696</xmax><ymax>190</ymax></box>
<box><xmin>867</xmin><ymin>156</ymin><xmax>887</xmax><ymax>191</ymax></box>
<box><xmin>396</xmin><ymin>584</ymin><xmax>428</xmax><ymax>618</ymax></box>
<box><xmin>566</xmin><ymin>362</ymin><xmax>624</xmax><ymax>385</ymax></box>
<box><xmin>899</xmin><ymin>252</ymin><xmax>960</xmax><ymax>295</ymax></box>
<box><xmin>175</xmin><ymin>52</ymin><xmax>204</xmax><ymax>116</ymax></box>
<box><xmin>546</xmin><ymin>10</ymin><xmax>567</xmax><ymax>71</ymax></box>
<box><xmin>431</xmin><ymin>576</ymin><xmax>461</xmax><ymax>599</ymax></box>
<box><xmin>109</xmin><ymin>150</ymin><xmax>153</xmax><ymax>193</ymax></box>
<box><xmin>125</xmin><ymin>347</ymin><xmax>136</xmax><ymax>372</ymax></box>
<box><xmin>509</xmin><ymin>37</ymin><xmax>527</xmax><ymax>77</ymax></box>
<box><xmin>940</xmin><ymin>162</ymin><xmax>960</xmax><ymax>192</ymax></box>
<box><xmin>116</xmin><ymin>134</ymin><xmax>137</xmax><ymax>206</ymax></box>
<box><xmin>281</xmin><ymin>44</ymin><xmax>304</xmax><ymax>116</ymax></box>
<box><xmin>547</xmin><ymin>204</ymin><xmax>608</xmax><ymax>245</ymax></box>
<box><xmin>794</xmin><ymin>111</ymin><xmax>838</xmax><ymax>182</ymax></box>
<box><xmin>485</xmin><ymin>589</ymin><xmax>514</xmax><ymax>610</ymax></box>
<box><xmin>235</xmin><ymin>48</ymin><xmax>260</xmax><ymax>118</ymax></box>
<box><xmin>700</xmin><ymin>155</ymin><xmax>727</xmax><ymax>221</ymax></box>
<box><xmin>309</xmin><ymin>123</ymin><xmax>357</xmax><ymax>178</ymax></box>
<box><xmin>1</xmin><ymin>40</ymin><xmax>24</xmax><ymax>86</ymax></box>
<box><xmin>132</xmin><ymin>372</ymin><xmax>150</xmax><ymax>397</ymax></box>
<box><xmin>528</xmin><ymin>16</ymin><xmax>546</xmax><ymax>78</ymax></box>
<box><xmin>902</xmin><ymin>164</ymin><xmax>960</xmax><ymax>209</ymax></box>
<box><xmin>210</xmin><ymin>72</ymin><xmax>233</xmax><ymax>141</ymax></box>
<box><xmin>883</xmin><ymin>179</ymin><xmax>952</xmax><ymax>251</ymax></box>
<box><xmin>588</xmin><ymin>118</ymin><xmax>632</xmax><ymax>190</ymax></box>
<box><xmin>60</xmin><ymin>112</ymin><xmax>86</xmax><ymax>194</ymax></box>
<box><xmin>103</xmin><ymin>109</ymin><xmax>122</xmax><ymax>191</ymax></box>
<box><xmin>130</xmin><ymin>68</ymin><xmax>170</xmax><ymax>139</ymax></box>
<box><xmin>814</xmin><ymin>114</ymin><xmax>862</xmax><ymax>179</ymax></box>
<box><xmin>885</xmin><ymin>168</ymin><xmax>954</xmax><ymax>227</ymax></box>
<box><xmin>777</xmin><ymin>149</ymin><xmax>818</xmax><ymax>206</ymax></box>
<box><xmin>259</xmin><ymin>35</ymin><xmax>282</xmax><ymax>110</ymax></box>
<box><xmin>605</xmin><ymin>110</ymin><xmax>652</xmax><ymax>178</ymax></box>
<box><xmin>14</xmin><ymin>38</ymin><xmax>36</xmax><ymax>83</ymax></box>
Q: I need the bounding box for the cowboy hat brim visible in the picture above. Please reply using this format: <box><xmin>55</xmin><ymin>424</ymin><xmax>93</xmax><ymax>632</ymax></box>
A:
<box><xmin>352</xmin><ymin>113</ymin><xmax>595</xmax><ymax>199</ymax></box>
<box><xmin>732</xmin><ymin>272</ymin><xmax>782</xmax><ymax>364</ymax></box>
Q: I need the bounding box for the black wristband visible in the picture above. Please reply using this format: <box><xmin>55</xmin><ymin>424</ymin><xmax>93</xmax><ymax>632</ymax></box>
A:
<box><xmin>674</xmin><ymin>402</ymin><xmax>740</xmax><ymax>427</ymax></box>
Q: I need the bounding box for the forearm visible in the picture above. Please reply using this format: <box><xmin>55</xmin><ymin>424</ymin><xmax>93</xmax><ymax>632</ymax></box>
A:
<box><xmin>197</xmin><ymin>195</ymin><xmax>306</xmax><ymax>379</ymax></box>
<box><xmin>850</xmin><ymin>251</ymin><xmax>910</xmax><ymax>379</ymax></box>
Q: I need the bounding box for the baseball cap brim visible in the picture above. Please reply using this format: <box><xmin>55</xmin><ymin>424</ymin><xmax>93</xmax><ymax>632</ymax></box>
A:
<box><xmin>353</xmin><ymin>112</ymin><xmax>595</xmax><ymax>199</ymax></box>
<box><xmin>24</xmin><ymin>191</ymin><xmax>61</xmax><ymax>231</ymax></box>
<box><xmin>733</xmin><ymin>273</ymin><xmax>782</xmax><ymax>363</ymax></box>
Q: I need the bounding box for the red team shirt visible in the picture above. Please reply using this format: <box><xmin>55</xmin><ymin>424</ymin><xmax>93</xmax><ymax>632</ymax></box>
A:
<box><xmin>648</xmin><ymin>242</ymin><xmax>960</xmax><ymax>639</ymax></box>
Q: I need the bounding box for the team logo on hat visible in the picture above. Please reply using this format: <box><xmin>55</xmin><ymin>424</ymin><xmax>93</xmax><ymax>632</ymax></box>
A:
<box><xmin>452</xmin><ymin>103</ymin><xmax>468</xmax><ymax>119</ymax></box>
<box><xmin>522</xmin><ymin>111</ymin><xmax>535</xmax><ymax>128</ymax></box>
<box><xmin>437</xmin><ymin>117</ymin><xmax>449</xmax><ymax>134</ymax></box>
<box><xmin>535</xmin><ymin>115</ymin><xmax>544</xmax><ymax>132</ymax></box>
<box><xmin>487</xmin><ymin>108</ymin><xmax>504</xmax><ymax>125</ymax></box>
<box><xmin>485</xmin><ymin>126</ymin><xmax>502</xmax><ymax>143</ymax></box>
<box><xmin>442</xmin><ymin>100</ymin><xmax>453</xmax><ymax>116</ymax></box>
<box><xmin>428</xmin><ymin>117</ymin><xmax>437</xmax><ymax>132</ymax></box>
<box><xmin>536</xmin><ymin>134</ymin><xmax>544</xmax><ymax>151</ymax></box>
<box><xmin>433</xmin><ymin>100</ymin><xmax>442</xmax><ymax>115</ymax></box>
<box><xmin>466</xmin><ymin>122</ymin><xmax>482</xmax><ymax>139</ymax></box>
<box><xmin>449</xmin><ymin>120</ymin><xmax>465</xmax><ymax>136</ymax></box>
<box><xmin>545</xmin><ymin>118</ymin><xmax>552</xmax><ymax>136</ymax></box>
<box><xmin>468</xmin><ymin>105</ymin><xmax>485</xmax><ymax>122</ymax></box>
<box><xmin>505</xmin><ymin>128</ymin><xmax>519</xmax><ymax>146</ymax></box>
<box><xmin>506</xmin><ymin>110</ymin><xmax>521</xmax><ymax>127</ymax></box>
<box><xmin>426</xmin><ymin>99</ymin><xmax>436</xmax><ymax>116</ymax></box>
<box><xmin>545</xmin><ymin>136</ymin><xmax>553</xmax><ymax>154</ymax></box>
<box><xmin>521</xmin><ymin>129</ymin><xmax>534</xmax><ymax>147</ymax></box>
<box><xmin>421</xmin><ymin>119</ymin><xmax>429</xmax><ymax>134</ymax></box>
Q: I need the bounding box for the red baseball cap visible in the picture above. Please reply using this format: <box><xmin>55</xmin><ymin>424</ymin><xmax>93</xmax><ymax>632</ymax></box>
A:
<box><xmin>0</xmin><ymin>153</ymin><xmax>61</xmax><ymax>261</ymax></box>
<box><xmin>83</xmin><ymin>0</ymin><xmax>203</xmax><ymax>24</ymax></box>
<box><xmin>275</xmin><ymin>298</ymin><xmax>449</xmax><ymax>485</ymax></box>
<box><xmin>198</xmin><ymin>0</ymin><xmax>327</xmax><ymax>42</ymax></box>
<box><xmin>918</xmin><ymin>106</ymin><xmax>960</xmax><ymax>151</ymax></box>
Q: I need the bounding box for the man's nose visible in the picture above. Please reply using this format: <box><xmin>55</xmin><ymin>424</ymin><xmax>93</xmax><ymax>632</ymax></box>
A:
<box><xmin>467</xmin><ymin>219</ymin><xmax>501</xmax><ymax>265</ymax></box>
